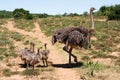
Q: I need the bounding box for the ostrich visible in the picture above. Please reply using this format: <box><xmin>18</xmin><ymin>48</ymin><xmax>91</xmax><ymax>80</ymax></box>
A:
<box><xmin>19</xmin><ymin>43</ymin><xmax>41</xmax><ymax>69</ymax></box>
<box><xmin>30</xmin><ymin>42</ymin><xmax>35</xmax><ymax>53</ymax></box>
<box><xmin>52</xmin><ymin>7</ymin><xmax>95</xmax><ymax>64</ymax></box>
<box><xmin>18</xmin><ymin>42</ymin><xmax>35</xmax><ymax>68</ymax></box>
<box><xmin>26</xmin><ymin>48</ymin><xmax>41</xmax><ymax>69</ymax></box>
<box><xmin>40</xmin><ymin>43</ymin><xmax>50</xmax><ymax>67</ymax></box>
<box><xmin>18</xmin><ymin>42</ymin><xmax>35</xmax><ymax>61</ymax></box>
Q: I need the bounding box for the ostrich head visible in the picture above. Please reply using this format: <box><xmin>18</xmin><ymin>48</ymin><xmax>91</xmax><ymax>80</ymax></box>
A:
<box><xmin>52</xmin><ymin>29</ymin><xmax>63</xmax><ymax>45</ymax></box>
<box><xmin>30</xmin><ymin>42</ymin><xmax>35</xmax><ymax>52</ymax></box>
<box><xmin>44</xmin><ymin>43</ymin><xmax>48</xmax><ymax>49</ymax></box>
<box><xmin>32</xmin><ymin>42</ymin><xmax>35</xmax><ymax>48</ymax></box>
<box><xmin>37</xmin><ymin>48</ymin><xmax>40</xmax><ymax>53</ymax></box>
<box><xmin>52</xmin><ymin>35</ymin><xmax>56</xmax><ymax>45</ymax></box>
<box><xmin>37</xmin><ymin>48</ymin><xmax>41</xmax><ymax>57</ymax></box>
<box><xmin>30</xmin><ymin>42</ymin><xmax>32</xmax><ymax>50</ymax></box>
<box><xmin>90</xmin><ymin>7</ymin><xmax>96</xmax><ymax>12</ymax></box>
<box><xmin>44</xmin><ymin>43</ymin><xmax>47</xmax><ymax>47</ymax></box>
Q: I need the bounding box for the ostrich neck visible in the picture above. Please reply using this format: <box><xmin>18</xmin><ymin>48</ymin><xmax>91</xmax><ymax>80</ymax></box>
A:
<box><xmin>44</xmin><ymin>45</ymin><xmax>47</xmax><ymax>50</ymax></box>
<box><xmin>30</xmin><ymin>45</ymin><xmax>32</xmax><ymax>51</ymax></box>
<box><xmin>90</xmin><ymin>10</ymin><xmax>94</xmax><ymax>29</ymax></box>
<box><xmin>32</xmin><ymin>46</ymin><xmax>34</xmax><ymax>52</ymax></box>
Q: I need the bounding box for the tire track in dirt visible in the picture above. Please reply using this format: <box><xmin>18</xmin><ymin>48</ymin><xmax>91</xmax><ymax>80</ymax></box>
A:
<box><xmin>3</xmin><ymin>21</ymin><xmax>81</xmax><ymax>80</ymax></box>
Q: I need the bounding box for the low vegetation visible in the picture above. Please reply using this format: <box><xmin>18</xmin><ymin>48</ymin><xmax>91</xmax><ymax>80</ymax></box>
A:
<box><xmin>0</xmin><ymin>19</ymin><xmax>7</xmax><ymax>25</ymax></box>
<box><xmin>22</xmin><ymin>67</ymin><xmax>54</xmax><ymax>76</ymax></box>
<box><xmin>14</xmin><ymin>19</ymin><xmax>35</xmax><ymax>31</ymax></box>
<box><xmin>2</xmin><ymin>68</ymin><xmax>19</xmax><ymax>77</ymax></box>
<box><xmin>22</xmin><ymin>69</ymin><xmax>41</xmax><ymax>76</ymax></box>
<box><xmin>0</xmin><ymin>4</ymin><xmax>120</xmax><ymax>80</ymax></box>
<box><xmin>0</xmin><ymin>26</ymin><xmax>25</xmax><ymax>60</ymax></box>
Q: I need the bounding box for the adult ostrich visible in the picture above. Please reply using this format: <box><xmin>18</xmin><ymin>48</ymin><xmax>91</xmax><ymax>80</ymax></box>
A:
<box><xmin>52</xmin><ymin>7</ymin><xmax>95</xmax><ymax>64</ymax></box>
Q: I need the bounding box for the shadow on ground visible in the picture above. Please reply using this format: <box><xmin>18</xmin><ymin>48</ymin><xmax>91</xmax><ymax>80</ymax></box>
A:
<box><xmin>19</xmin><ymin>63</ymin><xmax>27</xmax><ymax>68</ymax></box>
<box><xmin>52</xmin><ymin>62</ymin><xmax>83</xmax><ymax>68</ymax></box>
<box><xmin>19</xmin><ymin>63</ymin><xmax>46</xmax><ymax>68</ymax></box>
<box><xmin>19</xmin><ymin>61</ymin><xmax>83</xmax><ymax>68</ymax></box>
<box><xmin>19</xmin><ymin>61</ymin><xmax>53</xmax><ymax>68</ymax></box>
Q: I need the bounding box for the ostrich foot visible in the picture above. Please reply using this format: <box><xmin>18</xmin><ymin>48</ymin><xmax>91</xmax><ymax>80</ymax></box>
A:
<box><xmin>63</xmin><ymin>46</ymin><xmax>68</xmax><ymax>51</ymax></box>
<box><xmin>74</xmin><ymin>57</ymin><xmax>78</xmax><ymax>63</ymax></box>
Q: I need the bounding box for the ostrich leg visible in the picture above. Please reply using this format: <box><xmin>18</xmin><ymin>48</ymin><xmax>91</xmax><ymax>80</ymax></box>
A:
<box><xmin>45</xmin><ymin>59</ymin><xmax>48</xmax><ymax>67</ymax></box>
<box><xmin>33</xmin><ymin>64</ymin><xmax>35</xmax><ymax>70</ymax></box>
<box><xmin>43</xmin><ymin>60</ymin><xmax>45</xmax><ymax>66</ymax></box>
<box><xmin>26</xmin><ymin>62</ymin><xmax>29</xmax><ymax>70</ymax></box>
<box><xmin>68</xmin><ymin>47</ymin><xmax>72</xmax><ymax>64</ymax></box>
<box><xmin>63</xmin><ymin>46</ymin><xmax>78</xmax><ymax>64</ymax></box>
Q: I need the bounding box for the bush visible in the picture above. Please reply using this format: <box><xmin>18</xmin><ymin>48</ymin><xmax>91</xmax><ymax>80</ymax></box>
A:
<box><xmin>38</xmin><ymin>13</ymin><xmax>48</xmax><ymax>18</ymax></box>
<box><xmin>22</xmin><ymin>69</ymin><xmax>41</xmax><ymax>76</ymax></box>
<box><xmin>14</xmin><ymin>19</ymin><xmax>35</xmax><ymax>31</ymax></box>
<box><xmin>82</xmin><ymin>56</ymin><xmax>90</xmax><ymax>61</ymax></box>
<box><xmin>85</xmin><ymin>61</ymin><xmax>104</xmax><ymax>76</ymax></box>
<box><xmin>10</xmin><ymin>32</ymin><xmax>24</xmax><ymax>41</ymax></box>
<box><xmin>115</xmin><ymin>59</ymin><xmax>120</xmax><ymax>66</ymax></box>
<box><xmin>0</xmin><ymin>10</ymin><xmax>13</xmax><ymax>18</ymax></box>
<box><xmin>23</xmin><ymin>40</ymin><xmax>30</xmax><ymax>45</ymax></box>
<box><xmin>13</xmin><ymin>8</ymin><xmax>34</xmax><ymax>20</ymax></box>
<box><xmin>26</xmin><ymin>14</ymin><xmax>34</xmax><ymax>20</ymax></box>
<box><xmin>98</xmin><ymin>4</ymin><xmax>120</xmax><ymax>20</ymax></box>
<box><xmin>0</xmin><ymin>48</ymin><xmax>7</xmax><ymax>54</ymax></box>
<box><xmin>3</xmin><ymin>52</ymin><xmax>9</xmax><ymax>57</ymax></box>
<box><xmin>3</xmin><ymin>68</ymin><xmax>11</xmax><ymax>77</ymax></box>
<box><xmin>92</xmin><ymin>51</ymin><xmax>108</xmax><ymax>58</ymax></box>
<box><xmin>0</xmin><ymin>33</ymin><xmax>10</xmax><ymax>46</ymax></box>
<box><xmin>0</xmin><ymin>55</ymin><xmax>4</xmax><ymax>61</ymax></box>
<box><xmin>2</xmin><ymin>68</ymin><xmax>19</xmax><ymax>77</ymax></box>
<box><xmin>10</xmin><ymin>51</ymin><xmax>17</xmax><ymax>58</ymax></box>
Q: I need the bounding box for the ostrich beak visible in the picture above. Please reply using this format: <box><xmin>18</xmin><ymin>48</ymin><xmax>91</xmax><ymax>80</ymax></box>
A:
<box><xmin>93</xmin><ymin>8</ymin><xmax>96</xmax><ymax>10</ymax></box>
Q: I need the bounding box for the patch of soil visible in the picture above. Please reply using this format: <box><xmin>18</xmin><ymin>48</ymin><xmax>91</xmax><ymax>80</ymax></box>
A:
<box><xmin>1</xmin><ymin>21</ymin><xmax>81</xmax><ymax>80</ymax></box>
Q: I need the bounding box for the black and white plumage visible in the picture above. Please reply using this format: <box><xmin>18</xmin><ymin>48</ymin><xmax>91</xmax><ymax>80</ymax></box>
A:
<box><xmin>52</xmin><ymin>7</ymin><xmax>95</xmax><ymax>64</ymax></box>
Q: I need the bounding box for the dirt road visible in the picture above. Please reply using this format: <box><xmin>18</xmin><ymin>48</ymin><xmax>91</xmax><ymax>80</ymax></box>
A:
<box><xmin>2</xmin><ymin>21</ymin><xmax>81</xmax><ymax>80</ymax></box>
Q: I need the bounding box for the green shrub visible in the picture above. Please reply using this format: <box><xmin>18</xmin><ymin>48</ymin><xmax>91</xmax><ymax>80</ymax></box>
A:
<box><xmin>10</xmin><ymin>51</ymin><xmax>17</xmax><ymax>58</ymax></box>
<box><xmin>23</xmin><ymin>40</ymin><xmax>30</xmax><ymax>45</ymax></box>
<box><xmin>22</xmin><ymin>69</ymin><xmax>41</xmax><ymax>76</ymax></box>
<box><xmin>92</xmin><ymin>51</ymin><xmax>108</xmax><ymax>58</ymax></box>
<box><xmin>3</xmin><ymin>52</ymin><xmax>9</xmax><ymax>57</ymax></box>
<box><xmin>82</xmin><ymin>56</ymin><xmax>90</xmax><ymax>61</ymax></box>
<box><xmin>0</xmin><ymin>55</ymin><xmax>4</xmax><ymax>61</ymax></box>
<box><xmin>0</xmin><ymin>48</ymin><xmax>7</xmax><ymax>55</ymax></box>
<box><xmin>0</xmin><ymin>33</ymin><xmax>10</xmax><ymax>46</ymax></box>
<box><xmin>14</xmin><ymin>19</ymin><xmax>35</xmax><ymax>31</ymax></box>
<box><xmin>85</xmin><ymin>61</ymin><xmax>104</xmax><ymax>76</ymax></box>
<box><xmin>10</xmin><ymin>32</ymin><xmax>24</xmax><ymax>41</ymax></box>
<box><xmin>3</xmin><ymin>68</ymin><xmax>11</xmax><ymax>77</ymax></box>
<box><xmin>9</xmin><ymin>45</ymin><xmax>15</xmax><ymax>50</ymax></box>
<box><xmin>13</xmin><ymin>8</ymin><xmax>33</xmax><ymax>20</ymax></box>
<box><xmin>11</xmin><ymin>71</ymin><xmax>19</xmax><ymax>75</ymax></box>
<box><xmin>115</xmin><ymin>59</ymin><xmax>120</xmax><ymax>66</ymax></box>
<box><xmin>0</xmin><ymin>19</ymin><xmax>7</xmax><ymax>25</ymax></box>
<box><xmin>2</xmin><ymin>68</ymin><xmax>19</xmax><ymax>76</ymax></box>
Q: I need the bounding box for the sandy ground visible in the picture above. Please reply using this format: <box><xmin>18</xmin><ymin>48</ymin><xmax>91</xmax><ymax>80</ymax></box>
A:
<box><xmin>0</xmin><ymin>21</ymin><xmax>81</xmax><ymax>80</ymax></box>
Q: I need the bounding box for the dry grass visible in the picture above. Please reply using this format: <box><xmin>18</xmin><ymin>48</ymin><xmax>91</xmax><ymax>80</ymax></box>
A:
<box><xmin>14</xmin><ymin>19</ymin><xmax>35</xmax><ymax>31</ymax></box>
<box><xmin>0</xmin><ymin>17</ymin><xmax>120</xmax><ymax>80</ymax></box>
